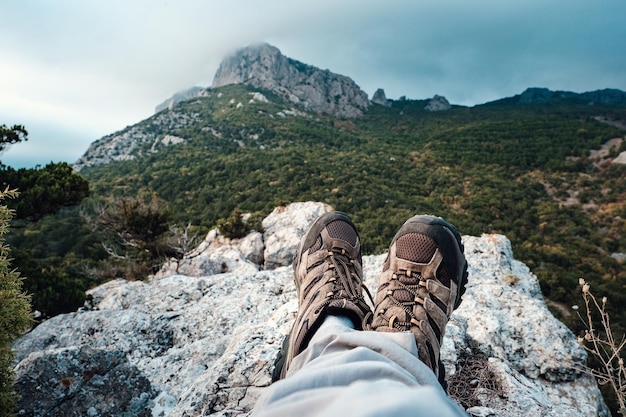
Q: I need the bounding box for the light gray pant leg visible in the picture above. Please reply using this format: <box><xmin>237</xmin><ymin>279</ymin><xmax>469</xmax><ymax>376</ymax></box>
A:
<box><xmin>253</xmin><ymin>316</ymin><xmax>467</xmax><ymax>417</ymax></box>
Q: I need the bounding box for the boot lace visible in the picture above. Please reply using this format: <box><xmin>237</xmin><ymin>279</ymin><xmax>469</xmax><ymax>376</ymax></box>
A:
<box><xmin>314</xmin><ymin>247</ymin><xmax>374</xmax><ymax>314</ymax></box>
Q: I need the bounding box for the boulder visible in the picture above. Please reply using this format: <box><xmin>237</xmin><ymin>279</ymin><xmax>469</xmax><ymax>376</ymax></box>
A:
<box><xmin>262</xmin><ymin>202</ymin><xmax>333</xmax><ymax>269</ymax></box>
<box><xmin>156</xmin><ymin>229</ymin><xmax>264</xmax><ymax>278</ymax></box>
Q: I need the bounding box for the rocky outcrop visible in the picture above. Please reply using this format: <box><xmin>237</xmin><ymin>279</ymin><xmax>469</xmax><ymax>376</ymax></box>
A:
<box><xmin>425</xmin><ymin>94</ymin><xmax>452</xmax><ymax>111</ymax></box>
<box><xmin>155</xmin><ymin>87</ymin><xmax>209</xmax><ymax>113</ymax></box>
<box><xmin>613</xmin><ymin>152</ymin><xmax>626</xmax><ymax>164</ymax></box>
<box><xmin>212</xmin><ymin>43</ymin><xmax>370</xmax><ymax>118</ymax></box>
<box><xmin>371</xmin><ymin>88</ymin><xmax>391</xmax><ymax>107</ymax></box>
<box><xmin>156</xmin><ymin>229</ymin><xmax>264</xmax><ymax>278</ymax></box>
<box><xmin>155</xmin><ymin>202</ymin><xmax>333</xmax><ymax>277</ymax></box>
<box><xmin>73</xmin><ymin>110</ymin><xmax>201</xmax><ymax>171</ymax></box>
<box><xmin>12</xmin><ymin>202</ymin><xmax>608</xmax><ymax>416</ymax></box>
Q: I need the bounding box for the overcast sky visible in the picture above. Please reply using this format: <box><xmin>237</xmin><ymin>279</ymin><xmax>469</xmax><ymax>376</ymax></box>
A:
<box><xmin>1</xmin><ymin>0</ymin><xmax>625</xmax><ymax>168</ymax></box>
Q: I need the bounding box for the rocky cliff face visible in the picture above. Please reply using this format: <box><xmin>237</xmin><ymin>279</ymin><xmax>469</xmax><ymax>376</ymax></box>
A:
<box><xmin>371</xmin><ymin>88</ymin><xmax>391</xmax><ymax>107</ymax></box>
<box><xmin>72</xmin><ymin>109</ymin><xmax>200</xmax><ymax>171</ymax></box>
<box><xmin>212</xmin><ymin>43</ymin><xmax>370</xmax><ymax>118</ymax></box>
<box><xmin>12</xmin><ymin>202</ymin><xmax>607</xmax><ymax>417</ymax></box>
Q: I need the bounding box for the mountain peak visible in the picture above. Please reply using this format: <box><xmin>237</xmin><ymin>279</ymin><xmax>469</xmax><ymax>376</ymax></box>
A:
<box><xmin>212</xmin><ymin>43</ymin><xmax>370</xmax><ymax>118</ymax></box>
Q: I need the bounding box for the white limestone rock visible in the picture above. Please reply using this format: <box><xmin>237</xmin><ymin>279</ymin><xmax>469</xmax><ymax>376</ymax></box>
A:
<box><xmin>480</xmin><ymin>358</ymin><xmax>605</xmax><ymax>416</ymax></box>
<box><xmin>455</xmin><ymin>235</ymin><xmax>585</xmax><ymax>381</ymax></box>
<box><xmin>212</xmin><ymin>43</ymin><xmax>369</xmax><ymax>118</ymax></box>
<box><xmin>156</xmin><ymin>201</ymin><xmax>331</xmax><ymax>277</ymax></box>
<box><xmin>442</xmin><ymin>235</ymin><xmax>608</xmax><ymax>416</ymax></box>
<box><xmin>612</xmin><ymin>151</ymin><xmax>626</xmax><ymax>164</ymax></box>
<box><xmin>160</xmin><ymin>134</ymin><xmax>185</xmax><ymax>146</ymax></box>
<box><xmin>238</xmin><ymin>231</ymin><xmax>266</xmax><ymax>265</ymax></box>
<box><xmin>612</xmin><ymin>252</ymin><xmax>626</xmax><ymax>261</ymax></box>
<box><xmin>261</xmin><ymin>202</ymin><xmax>333</xmax><ymax>269</ymax></box>
<box><xmin>249</xmin><ymin>92</ymin><xmax>269</xmax><ymax>103</ymax></box>
<box><xmin>12</xmin><ymin>207</ymin><xmax>608</xmax><ymax>417</ymax></box>
<box><xmin>156</xmin><ymin>229</ymin><xmax>264</xmax><ymax>278</ymax></box>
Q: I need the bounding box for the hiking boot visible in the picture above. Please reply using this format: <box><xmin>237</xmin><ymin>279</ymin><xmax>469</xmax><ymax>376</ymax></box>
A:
<box><xmin>275</xmin><ymin>211</ymin><xmax>373</xmax><ymax>380</ymax></box>
<box><xmin>367</xmin><ymin>215</ymin><xmax>468</xmax><ymax>388</ymax></box>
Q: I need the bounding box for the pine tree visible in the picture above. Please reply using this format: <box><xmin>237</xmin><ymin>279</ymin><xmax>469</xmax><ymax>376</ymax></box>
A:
<box><xmin>0</xmin><ymin>188</ymin><xmax>32</xmax><ymax>416</ymax></box>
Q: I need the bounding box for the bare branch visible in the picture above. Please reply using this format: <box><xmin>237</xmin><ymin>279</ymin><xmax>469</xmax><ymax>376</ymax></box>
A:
<box><xmin>102</xmin><ymin>243</ymin><xmax>132</xmax><ymax>260</ymax></box>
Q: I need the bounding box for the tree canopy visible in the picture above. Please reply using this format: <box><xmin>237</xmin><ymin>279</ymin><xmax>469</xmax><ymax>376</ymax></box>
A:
<box><xmin>0</xmin><ymin>163</ymin><xmax>89</xmax><ymax>221</ymax></box>
<box><xmin>0</xmin><ymin>124</ymin><xmax>28</xmax><ymax>155</ymax></box>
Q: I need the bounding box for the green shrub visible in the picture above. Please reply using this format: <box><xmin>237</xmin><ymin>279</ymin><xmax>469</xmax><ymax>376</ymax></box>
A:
<box><xmin>217</xmin><ymin>209</ymin><xmax>250</xmax><ymax>239</ymax></box>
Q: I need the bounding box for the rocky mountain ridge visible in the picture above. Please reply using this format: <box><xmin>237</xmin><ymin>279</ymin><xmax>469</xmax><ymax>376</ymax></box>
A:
<box><xmin>73</xmin><ymin>86</ymin><xmax>292</xmax><ymax>171</ymax></box>
<box><xmin>493</xmin><ymin>87</ymin><xmax>626</xmax><ymax>106</ymax></box>
<box><xmin>212</xmin><ymin>43</ymin><xmax>370</xmax><ymax>118</ymax></box>
<box><xmin>12</xmin><ymin>202</ymin><xmax>608</xmax><ymax>417</ymax></box>
<box><xmin>73</xmin><ymin>42</ymin><xmax>625</xmax><ymax>172</ymax></box>
<box><xmin>73</xmin><ymin>107</ymin><xmax>202</xmax><ymax>171</ymax></box>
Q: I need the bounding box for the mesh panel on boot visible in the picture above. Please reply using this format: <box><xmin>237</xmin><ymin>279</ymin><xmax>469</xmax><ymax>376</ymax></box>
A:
<box><xmin>326</xmin><ymin>220</ymin><xmax>358</xmax><ymax>245</ymax></box>
<box><xmin>309</xmin><ymin>235</ymin><xmax>323</xmax><ymax>253</ymax></box>
<box><xmin>396</xmin><ymin>234</ymin><xmax>451</xmax><ymax>287</ymax></box>
<box><xmin>396</xmin><ymin>234</ymin><xmax>436</xmax><ymax>262</ymax></box>
<box><xmin>308</xmin><ymin>220</ymin><xmax>358</xmax><ymax>255</ymax></box>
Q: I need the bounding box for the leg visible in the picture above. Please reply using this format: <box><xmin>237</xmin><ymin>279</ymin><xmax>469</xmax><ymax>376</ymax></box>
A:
<box><xmin>256</xmin><ymin>316</ymin><xmax>466</xmax><ymax>417</ymax></box>
<box><xmin>275</xmin><ymin>211</ymin><xmax>373</xmax><ymax>379</ymax></box>
<box><xmin>254</xmin><ymin>212</ymin><xmax>468</xmax><ymax>416</ymax></box>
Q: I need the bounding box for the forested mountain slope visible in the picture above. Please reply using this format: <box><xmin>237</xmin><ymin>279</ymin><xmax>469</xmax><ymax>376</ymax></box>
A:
<box><xmin>69</xmin><ymin>82</ymin><xmax>626</xmax><ymax>331</ymax></box>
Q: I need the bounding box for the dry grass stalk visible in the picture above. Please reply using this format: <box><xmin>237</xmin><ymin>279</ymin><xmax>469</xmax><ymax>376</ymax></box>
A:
<box><xmin>575</xmin><ymin>278</ymin><xmax>626</xmax><ymax>415</ymax></box>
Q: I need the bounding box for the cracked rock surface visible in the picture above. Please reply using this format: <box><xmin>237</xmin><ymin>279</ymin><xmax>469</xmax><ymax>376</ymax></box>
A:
<box><xmin>13</xmin><ymin>202</ymin><xmax>608</xmax><ymax>416</ymax></box>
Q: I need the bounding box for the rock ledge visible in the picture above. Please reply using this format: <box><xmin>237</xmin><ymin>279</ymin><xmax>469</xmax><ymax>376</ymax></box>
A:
<box><xmin>12</xmin><ymin>202</ymin><xmax>607</xmax><ymax>416</ymax></box>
